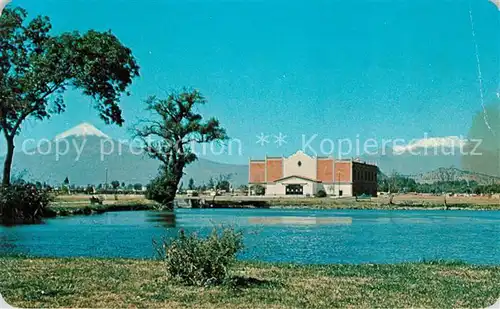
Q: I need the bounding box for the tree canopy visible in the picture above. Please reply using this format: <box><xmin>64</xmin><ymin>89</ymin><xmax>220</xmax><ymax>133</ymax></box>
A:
<box><xmin>137</xmin><ymin>89</ymin><xmax>227</xmax><ymax>209</ymax></box>
<box><xmin>0</xmin><ymin>7</ymin><xmax>139</xmax><ymax>185</ymax></box>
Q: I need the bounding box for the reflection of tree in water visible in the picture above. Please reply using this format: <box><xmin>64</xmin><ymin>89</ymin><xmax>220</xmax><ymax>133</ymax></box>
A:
<box><xmin>0</xmin><ymin>233</ymin><xmax>18</xmax><ymax>255</ymax></box>
<box><xmin>146</xmin><ymin>211</ymin><xmax>177</xmax><ymax>228</ymax></box>
<box><xmin>462</xmin><ymin>102</ymin><xmax>500</xmax><ymax>177</ymax></box>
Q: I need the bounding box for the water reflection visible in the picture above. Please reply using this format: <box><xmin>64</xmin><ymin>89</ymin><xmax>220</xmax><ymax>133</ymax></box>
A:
<box><xmin>249</xmin><ymin>216</ymin><xmax>352</xmax><ymax>225</ymax></box>
<box><xmin>1</xmin><ymin>209</ymin><xmax>499</xmax><ymax>264</ymax></box>
<box><xmin>0</xmin><ymin>220</ymin><xmax>46</xmax><ymax>227</ymax></box>
<box><xmin>0</xmin><ymin>235</ymin><xmax>16</xmax><ymax>253</ymax></box>
<box><xmin>146</xmin><ymin>211</ymin><xmax>176</xmax><ymax>228</ymax></box>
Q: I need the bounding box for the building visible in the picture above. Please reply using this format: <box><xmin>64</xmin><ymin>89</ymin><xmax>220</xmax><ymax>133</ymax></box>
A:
<box><xmin>249</xmin><ymin>151</ymin><xmax>377</xmax><ymax>197</ymax></box>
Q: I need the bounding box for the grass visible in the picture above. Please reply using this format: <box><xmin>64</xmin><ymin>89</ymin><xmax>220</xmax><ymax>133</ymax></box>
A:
<box><xmin>1</xmin><ymin>256</ymin><xmax>499</xmax><ymax>308</ymax></box>
<box><xmin>53</xmin><ymin>194</ymin><xmax>148</xmax><ymax>203</ymax></box>
<box><xmin>184</xmin><ymin>195</ymin><xmax>500</xmax><ymax>210</ymax></box>
<box><xmin>46</xmin><ymin>202</ymin><xmax>157</xmax><ymax>217</ymax></box>
<box><xmin>45</xmin><ymin>194</ymin><xmax>500</xmax><ymax>218</ymax></box>
<box><xmin>46</xmin><ymin>194</ymin><xmax>158</xmax><ymax>217</ymax></box>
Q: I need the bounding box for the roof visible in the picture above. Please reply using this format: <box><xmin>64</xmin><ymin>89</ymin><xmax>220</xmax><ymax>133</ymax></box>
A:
<box><xmin>273</xmin><ymin>175</ymin><xmax>322</xmax><ymax>183</ymax></box>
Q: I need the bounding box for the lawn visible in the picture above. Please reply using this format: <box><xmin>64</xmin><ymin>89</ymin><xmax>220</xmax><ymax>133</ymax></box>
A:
<box><xmin>1</xmin><ymin>257</ymin><xmax>499</xmax><ymax>308</ymax></box>
<box><xmin>44</xmin><ymin>194</ymin><xmax>500</xmax><ymax>218</ymax></box>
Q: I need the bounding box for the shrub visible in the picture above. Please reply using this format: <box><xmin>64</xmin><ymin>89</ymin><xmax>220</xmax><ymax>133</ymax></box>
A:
<box><xmin>253</xmin><ymin>185</ymin><xmax>265</xmax><ymax>196</ymax></box>
<box><xmin>145</xmin><ymin>170</ymin><xmax>177</xmax><ymax>208</ymax></box>
<box><xmin>156</xmin><ymin>227</ymin><xmax>244</xmax><ymax>286</ymax></box>
<box><xmin>316</xmin><ymin>190</ymin><xmax>327</xmax><ymax>198</ymax></box>
<box><xmin>0</xmin><ymin>183</ymin><xmax>53</xmax><ymax>224</ymax></box>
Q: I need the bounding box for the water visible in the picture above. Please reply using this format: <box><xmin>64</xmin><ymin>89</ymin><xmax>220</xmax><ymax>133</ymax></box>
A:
<box><xmin>1</xmin><ymin>209</ymin><xmax>499</xmax><ymax>264</ymax></box>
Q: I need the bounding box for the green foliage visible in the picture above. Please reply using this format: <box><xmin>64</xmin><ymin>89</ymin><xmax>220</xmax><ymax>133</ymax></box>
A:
<box><xmin>136</xmin><ymin>89</ymin><xmax>227</xmax><ymax>209</ymax></box>
<box><xmin>253</xmin><ymin>185</ymin><xmax>265</xmax><ymax>196</ymax></box>
<box><xmin>378</xmin><ymin>173</ymin><xmax>500</xmax><ymax>194</ymax></box>
<box><xmin>217</xmin><ymin>180</ymin><xmax>230</xmax><ymax>191</ymax></box>
<box><xmin>60</xmin><ymin>186</ymin><xmax>70</xmax><ymax>195</ymax></box>
<box><xmin>85</xmin><ymin>185</ymin><xmax>94</xmax><ymax>194</ymax></box>
<box><xmin>316</xmin><ymin>189</ymin><xmax>327</xmax><ymax>198</ymax></box>
<box><xmin>156</xmin><ymin>227</ymin><xmax>244</xmax><ymax>286</ymax></box>
<box><xmin>0</xmin><ymin>183</ymin><xmax>52</xmax><ymax>223</ymax></box>
<box><xmin>207</xmin><ymin>177</ymin><xmax>216</xmax><ymax>190</ymax></box>
<box><xmin>145</xmin><ymin>169</ymin><xmax>176</xmax><ymax>207</ymax></box>
<box><xmin>0</xmin><ymin>7</ymin><xmax>139</xmax><ymax>185</ymax></box>
<box><xmin>216</xmin><ymin>174</ymin><xmax>232</xmax><ymax>192</ymax></box>
<box><xmin>110</xmin><ymin>180</ymin><xmax>120</xmax><ymax>189</ymax></box>
<box><xmin>188</xmin><ymin>178</ymin><xmax>195</xmax><ymax>190</ymax></box>
<box><xmin>2</xmin><ymin>257</ymin><xmax>500</xmax><ymax>309</ymax></box>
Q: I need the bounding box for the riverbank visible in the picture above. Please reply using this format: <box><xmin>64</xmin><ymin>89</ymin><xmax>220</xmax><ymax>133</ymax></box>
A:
<box><xmin>0</xmin><ymin>257</ymin><xmax>499</xmax><ymax>308</ymax></box>
<box><xmin>40</xmin><ymin>194</ymin><xmax>500</xmax><ymax>219</ymax></box>
<box><xmin>180</xmin><ymin>195</ymin><xmax>500</xmax><ymax>211</ymax></box>
<box><xmin>46</xmin><ymin>200</ymin><xmax>158</xmax><ymax>217</ymax></box>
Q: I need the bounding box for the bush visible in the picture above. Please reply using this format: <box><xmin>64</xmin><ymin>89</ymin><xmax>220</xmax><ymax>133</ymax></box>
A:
<box><xmin>0</xmin><ymin>183</ymin><xmax>53</xmax><ymax>224</ymax></box>
<box><xmin>156</xmin><ymin>227</ymin><xmax>244</xmax><ymax>286</ymax></box>
<box><xmin>145</xmin><ymin>171</ymin><xmax>176</xmax><ymax>207</ymax></box>
<box><xmin>316</xmin><ymin>189</ymin><xmax>327</xmax><ymax>198</ymax></box>
<box><xmin>253</xmin><ymin>185</ymin><xmax>265</xmax><ymax>196</ymax></box>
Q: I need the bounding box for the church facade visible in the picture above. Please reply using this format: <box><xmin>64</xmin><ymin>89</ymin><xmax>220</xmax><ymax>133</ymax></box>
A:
<box><xmin>249</xmin><ymin>151</ymin><xmax>377</xmax><ymax>197</ymax></box>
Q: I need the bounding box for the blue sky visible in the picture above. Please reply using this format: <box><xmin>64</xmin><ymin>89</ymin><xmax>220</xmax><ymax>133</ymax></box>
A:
<box><xmin>5</xmin><ymin>0</ymin><xmax>500</xmax><ymax>164</ymax></box>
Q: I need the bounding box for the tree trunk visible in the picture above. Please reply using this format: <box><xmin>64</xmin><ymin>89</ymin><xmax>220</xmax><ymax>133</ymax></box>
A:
<box><xmin>163</xmin><ymin>184</ymin><xmax>177</xmax><ymax>211</ymax></box>
<box><xmin>162</xmin><ymin>174</ymin><xmax>182</xmax><ymax>211</ymax></box>
<box><xmin>2</xmin><ymin>136</ymin><xmax>14</xmax><ymax>186</ymax></box>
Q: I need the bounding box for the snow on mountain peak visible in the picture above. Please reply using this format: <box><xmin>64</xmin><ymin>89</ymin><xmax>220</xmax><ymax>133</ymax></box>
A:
<box><xmin>55</xmin><ymin>122</ymin><xmax>109</xmax><ymax>140</ymax></box>
<box><xmin>393</xmin><ymin>136</ymin><xmax>467</xmax><ymax>154</ymax></box>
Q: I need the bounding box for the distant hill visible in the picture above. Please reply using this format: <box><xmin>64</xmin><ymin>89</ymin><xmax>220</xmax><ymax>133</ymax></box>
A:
<box><xmin>8</xmin><ymin>123</ymin><xmax>500</xmax><ymax>188</ymax></box>
<box><xmin>363</xmin><ymin>146</ymin><xmax>462</xmax><ymax>176</ymax></box>
<box><xmin>9</xmin><ymin>123</ymin><xmax>249</xmax><ymax>187</ymax></box>
<box><xmin>407</xmin><ymin>167</ymin><xmax>500</xmax><ymax>185</ymax></box>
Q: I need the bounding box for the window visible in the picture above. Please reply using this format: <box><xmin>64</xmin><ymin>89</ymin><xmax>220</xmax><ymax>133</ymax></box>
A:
<box><xmin>297</xmin><ymin>161</ymin><xmax>302</xmax><ymax>167</ymax></box>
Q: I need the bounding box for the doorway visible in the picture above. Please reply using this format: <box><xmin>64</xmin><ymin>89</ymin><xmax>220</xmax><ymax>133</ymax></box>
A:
<box><xmin>286</xmin><ymin>184</ymin><xmax>303</xmax><ymax>195</ymax></box>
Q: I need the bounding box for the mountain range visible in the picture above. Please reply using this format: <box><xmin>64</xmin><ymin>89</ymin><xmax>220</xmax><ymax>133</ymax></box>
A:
<box><xmin>6</xmin><ymin>123</ymin><xmax>499</xmax><ymax>187</ymax></box>
<box><xmin>407</xmin><ymin>167</ymin><xmax>500</xmax><ymax>185</ymax></box>
<box><xmin>10</xmin><ymin>123</ymin><xmax>248</xmax><ymax>186</ymax></box>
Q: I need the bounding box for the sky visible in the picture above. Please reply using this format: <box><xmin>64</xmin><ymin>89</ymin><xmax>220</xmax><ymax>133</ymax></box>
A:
<box><xmin>3</xmin><ymin>0</ymin><xmax>500</xmax><ymax>164</ymax></box>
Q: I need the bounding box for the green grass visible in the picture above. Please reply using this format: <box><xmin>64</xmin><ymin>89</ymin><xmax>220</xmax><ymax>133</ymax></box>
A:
<box><xmin>1</xmin><ymin>256</ymin><xmax>499</xmax><ymax>308</ymax></box>
<box><xmin>46</xmin><ymin>201</ymin><xmax>158</xmax><ymax>217</ymax></box>
<box><xmin>264</xmin><ymin>198</ymin><xmax>500</xmax><ymax>210</ymax></box>
<box><xmin>181</xmin><ymin>195</ymin><xmax>500</xmax><ymax>210</ymax></box>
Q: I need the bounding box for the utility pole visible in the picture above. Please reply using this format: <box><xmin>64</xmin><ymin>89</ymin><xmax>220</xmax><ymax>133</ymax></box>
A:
<box><xmin>105</xmin><ymin>168</ymin><xmax>108</xmax><ymax>189</ymax></box>
<box><xmin>337</xmin><ymin>170</ymin><xmax>343</xmax><ymax>197</ymax></box>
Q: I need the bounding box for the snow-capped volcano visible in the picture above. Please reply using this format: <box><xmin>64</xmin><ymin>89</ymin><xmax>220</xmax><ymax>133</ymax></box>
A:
<box><xmin>393</xmin><ymin>136</ymin><xmax>467</xmax><ymax>154</ymax></box>
<box><xmin>55</xmin><ymin>122</ymin><xmax>109</xmax><ymax>140</ymax></box>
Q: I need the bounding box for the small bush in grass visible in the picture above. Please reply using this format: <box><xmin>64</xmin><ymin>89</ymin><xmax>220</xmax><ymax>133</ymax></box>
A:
<box><xmin>0</xmin><ymin>183</ymin><xmax>53</xmax><ymax>224</ymax></box>
<box><xmin>316</xmin><ymin>189</ymin><xmax>327</xmax><ymax>198</ymax></box>
<box><xmin>156</xmin><ymin>227</ymin><xmax>244</xmax><ymax>286</ymax></box>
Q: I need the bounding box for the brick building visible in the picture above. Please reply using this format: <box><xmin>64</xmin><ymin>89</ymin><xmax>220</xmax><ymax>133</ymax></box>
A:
<box><xmin>249</xmin><ymin>151</ymin><xmax>377</xmax><ymax>197</ymax></box>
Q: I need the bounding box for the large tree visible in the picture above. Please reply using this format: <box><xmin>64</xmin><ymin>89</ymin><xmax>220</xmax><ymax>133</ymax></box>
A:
<box><xmin>0</xmin><ymin>7</ymin><xmax>139</xmax><ymax>185</ymax></box>
<box><xmin>136</xmin><ymin>90</ymin><xmax>227</xmax><ymax>210</ymax></box>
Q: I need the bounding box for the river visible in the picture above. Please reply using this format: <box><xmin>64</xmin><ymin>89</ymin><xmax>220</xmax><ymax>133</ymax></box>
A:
<box><xmin>1</xmin><ymin>209</ymin><xmax>499</xmax><ymax>264</ymax></box>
